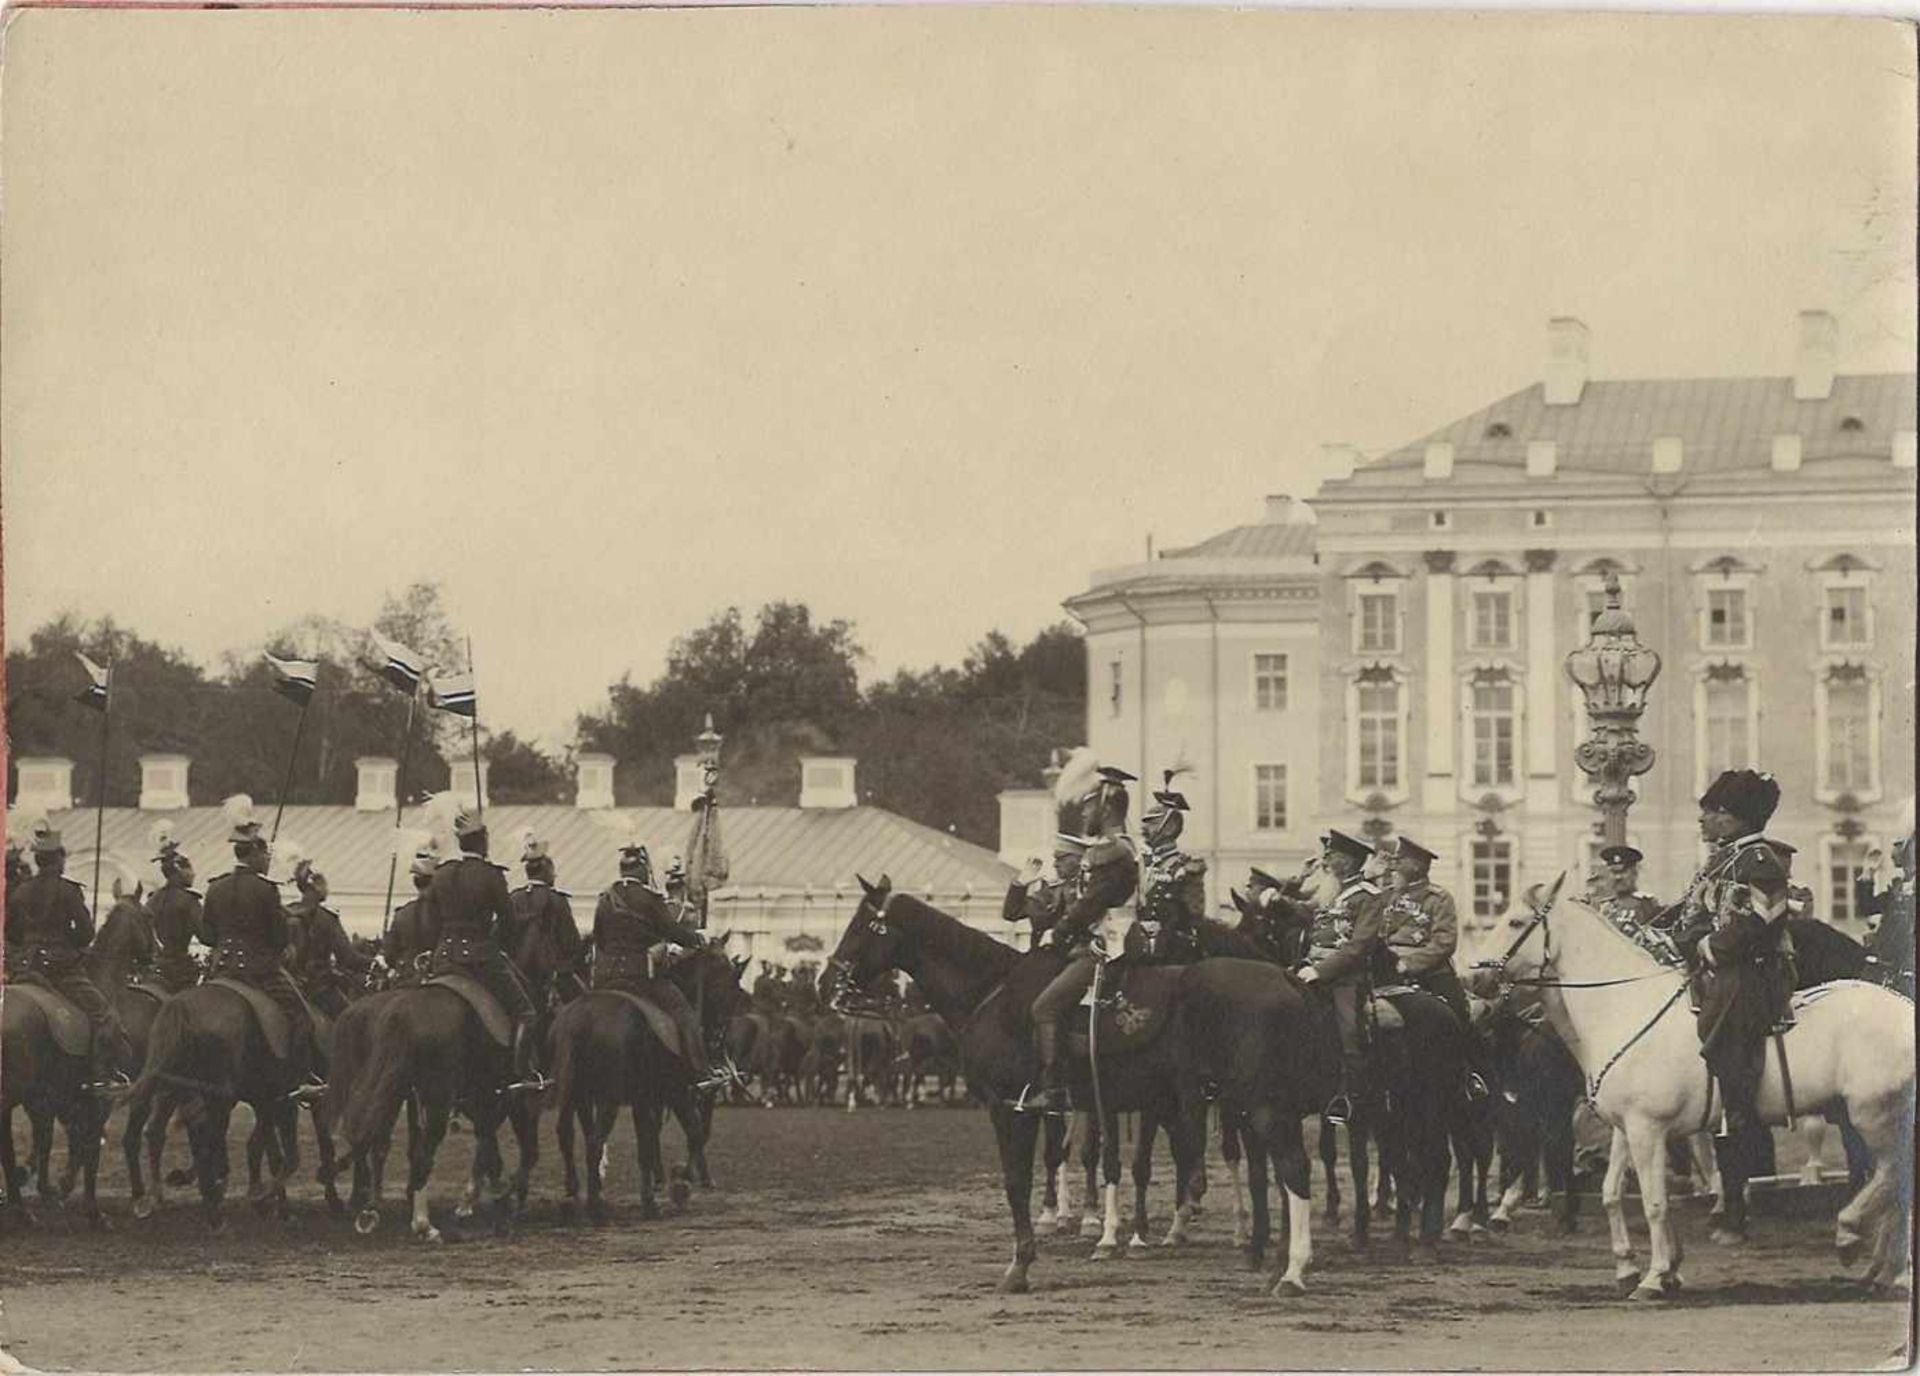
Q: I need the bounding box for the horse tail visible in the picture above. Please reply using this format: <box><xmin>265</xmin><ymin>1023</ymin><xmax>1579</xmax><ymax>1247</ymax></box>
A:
<box><xmin>337</xmin><ymin>1003</ymin><xmax>412</xmax><ymax>1153</ymax></box>
<box><xmin>548</xmin><ymin>1003</ymin><xmax>585</xmax><ymax>1125</ymax></box>
<box><xmin>125</xmin><ymin>994</ymin><xmax>192</xmax><ymax>1119</ymax></box>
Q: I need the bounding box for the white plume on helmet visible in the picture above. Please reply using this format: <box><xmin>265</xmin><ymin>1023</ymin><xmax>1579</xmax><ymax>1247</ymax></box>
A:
<box><xmin>418</xmin><ymin>792</ymin><xmax>464</xmax><ymax>857</ymax></box>
<box><xmin>1052</xmin><ymin>747</ymin><xmax>1099</xmax><ymax>808</ymax></box>
<box><xmin>221</xmin><ymin>793</ymin><xmax>263</xmax><ymax>845</ymax></box>
<box><xmin>274</xmin><ymin>836</ymin><xmax>311</xmax><ymax>885</ymax></box>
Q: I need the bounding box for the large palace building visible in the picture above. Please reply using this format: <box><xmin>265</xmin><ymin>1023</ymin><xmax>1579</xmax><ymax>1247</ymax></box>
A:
<box><xmin>1056</xmin><ymin>312</ymin><xmax>1916</xmax><ymax>939</ymax></box>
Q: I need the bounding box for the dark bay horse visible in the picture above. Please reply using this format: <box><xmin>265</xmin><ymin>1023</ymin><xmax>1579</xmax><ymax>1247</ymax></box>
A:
<box><xmin>550</xmin><ymin>944</ymin><xmax>746</xmax><ymax>1223</ymax></box>
<box><xmin>827</xmin><ymin>876</ymin><xmax>1328</xmax><ymax>1294</ymax></box>
<box><xmin>1</xmin><ymin>981</ymin><xmax>108</xmax><ymax>1227</ymax></box>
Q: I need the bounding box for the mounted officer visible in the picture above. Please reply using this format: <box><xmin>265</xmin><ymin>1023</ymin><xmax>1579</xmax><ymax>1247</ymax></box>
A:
<box><xmin>1377</xmin><ymin>836</ymin><xmax>1489</xmax><ymax>1100</ymax></box>
<box><xmin>383</xmin><ymin>832</ymin><xmax>439</xmax><ymax>986</ymax></box>
<box><xmin>1672</xmin><ymin>769</ymin><xmax>1796</xmax><ymax>1142</ymax></box>
<box><xmin>6</xmin><ymin>815</ymin><xmax>137</xmax><ymax>1090</ymax></box>
<box><xmin>507</xmin><ymin>829</ymin><xmax>585</xmax><ymax>1006</ymax></box>
<box><xmin>419</xmin><ymin>797</ymin><xmax>541</xmax><ymax>1084</ymax></box>
<box><xmin>1003</xmin><ymin>836</ymin><xmax>1085</xmax><ymax>949</ymax></box>
<box><xmin>1131</xmin><ymin>778</ymin><xmax>1207</xmax><ymax>964</ymax></box>
<box><xmin>1594</xmin><ymin>844</ymin><xmax>1679</xmax><ymax>964</ymax></box>
<box><xmin>89</xmin><ymin>877</ymin><xmax>157</xmax><ymax>995</ymax></box>
<box><xmin>145</xmin><ymin>822</ymin><xmax>205</xmax><ymax>993</ymax></box>
<box><xmin>1858</xmin><ymin>805</ymin><xmax>1914</xmax><ymax>995</ymax></box>
<box><xmin>281</xmin><ymin>843</ymin><xmax>372</xmax><ymax>1015</ymax></box>
<box><xmin>1293</xmin><ymin>830</ymin><xmax>1384</xmax><ymax>1126</ymax></box>
<box><xmin>203</xmin><ymin>795</ymin><xmax>317</xmax><ymax>1089</ymax></box>
<box><xmin>589</xmin><ymin>835</ymin><xmax>731</xmax><ymax>1091</ymax></box>
<box><xmin>1016</xmin><ymin>759</ymin><xmax>1139</xmax><ymax>1116</ymax></box>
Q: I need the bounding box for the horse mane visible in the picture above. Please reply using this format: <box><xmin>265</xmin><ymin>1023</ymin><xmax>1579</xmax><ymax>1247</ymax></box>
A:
<box><xmin>1560</xmin><ymin>893</ymin><xmax>1674</xmax><ymax>971</ymax></box>
<box><xmin>886</xmin><ymin>890</ymin><xmax>1022</xmax><ymax>982</ymax></box>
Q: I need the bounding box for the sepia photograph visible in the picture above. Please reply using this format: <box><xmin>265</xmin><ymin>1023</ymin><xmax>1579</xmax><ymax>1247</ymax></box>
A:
<box><xmin>0</xmin><ymin>5</ymin><xmax>1914</xmax><ymax>1371</ymax></box>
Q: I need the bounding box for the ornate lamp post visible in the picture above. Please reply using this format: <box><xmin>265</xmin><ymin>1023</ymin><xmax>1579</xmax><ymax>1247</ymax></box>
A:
<box><xmin>1564</xmin><ymin>571</ymin><xmax>1663</xmax><ymax>847</ymax></box>
<box><xmin>685</xmin><ymin>712</ymin><xmax>728</xmax><ymax>930</ymax></box>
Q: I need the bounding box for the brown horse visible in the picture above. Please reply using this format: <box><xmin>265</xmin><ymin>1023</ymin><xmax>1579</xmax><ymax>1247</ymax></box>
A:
<box><xmin>550</xmin><ymin>943</ymin><xmax>747</xmax><ymax>1223</ymax></box>
<box><xmin>1</xmin><ymin>981</ymin><xmax>110</xmax><ymax>1227</ymax></box>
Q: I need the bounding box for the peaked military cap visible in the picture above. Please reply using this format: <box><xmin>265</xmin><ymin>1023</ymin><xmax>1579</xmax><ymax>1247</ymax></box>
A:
<box><xmin>1054</xmin><ymin>832</ymin><xmax>1093</xmax><ymax>854</ymax></box>
<box><xmin>1248</xmin><ymin>865</ymin><xmax>1284</xmax><ymax>891</ymax></box>
<box><xmin>1393</xmin><ymin>835</ymin><xmax>1439</xmax><ymax>867</ymax></box>
<box><xmin>1598</xmin><ymin>844</ymin><xmax>1644</xmax><ymax>867</ymax></box>
<box><xmin>1095</xmin><ymin>766</ymin><xmax>1138</xmax><ymax>786</ymax></box>
<box><xmin>1149</xmin><ymin>790</ymin><xmax>1191</xmax><ymax>812</ymax></box>
<box><xmin>1699</xmin><ymin>769</ymin><xmax>1781</xmax><ymax>831</ymax></box>
<box><xmin>1320</xmin><ymin>829</ymin><xmax>1374</xmax><ymax>865</ymax></box>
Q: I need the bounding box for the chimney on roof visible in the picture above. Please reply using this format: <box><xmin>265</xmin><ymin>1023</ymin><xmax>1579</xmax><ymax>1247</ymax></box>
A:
<box><xmin>11</xmin><ymin>756</ymin><xmax>75</xmax><ymax>813</ymax></box>
<box><xmin>445</xmin><ymin>751</ymin><xmax>490</xmax><ymax>812</ymax></box>
<box><xmin>1794</xmin><ymin>310</ymin><xmax>1837</xmax><ymax>402</ymax></box>
<box><xmin>1264</xmin><ymin>494</ymin><xmax>1295</xmax><ymax>523</ymax></box>
<box><xmin>355</xmin><ymin>756</ymin><xmax>398</xmax><ymax>812</ymax></box>
<box><xmin>1422</xmin><ymin>443</ymin><xmax>1454</xmax><ymax>481</ymax></box>
<box><xmin>138</xmin><ymin>754</ymin><xmax>190</xmax><ymax>811</ymax></box>
<box><xmin>673</xmin><ymin>754</ymin><xmax>706</xmax><ymax>811</ymax></box>
<box><xmin>575</xmin><ymin>752</ymin><xmax>615</xmax><ymax>809</ymax></box>
<box><xmin>997</xmin><ymin>786</ymin><xmax>1057</xmax><ymax>869</ymax></box>
<box><xmin>1544</xmin><ymin>318</ymin><xmax>1590</xmax><ymax>406</ymax></box>
<box><xmin>800</xmin><ymin>756</ymin><xmax>858</xmax><ymax>810</ymax></box>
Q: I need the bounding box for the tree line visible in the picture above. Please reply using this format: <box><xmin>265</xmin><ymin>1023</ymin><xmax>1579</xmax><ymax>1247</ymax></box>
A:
<box><xmin>4</xmin><ymin>585</ymin><xmax>1085</xmax><ymax>848</ymax></box>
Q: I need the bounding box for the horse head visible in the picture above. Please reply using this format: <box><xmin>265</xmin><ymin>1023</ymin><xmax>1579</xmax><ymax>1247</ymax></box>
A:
<box><xmin>824</xmin><ymin>873</ymin><xmax>902</xmax><ymax>1014</ymax></box>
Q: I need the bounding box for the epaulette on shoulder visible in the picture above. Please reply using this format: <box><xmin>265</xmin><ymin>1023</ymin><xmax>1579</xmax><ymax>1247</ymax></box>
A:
<box><xmin>554</xmin><ymin>888</ymin><xmax>574</xmax><ymax>900</ymax></box>
<box><xmin>319</xmin><ymin>904</ymin><xmax>339</xmax><ymax>919</ymax></box>
<box><xmin>1354</xmin><ymin>880</ymin><xmax>1380</xmax><ymax>895</ymax></box>
<box><xmin>60</xmin><ymin>876</ymin><xmax>84</xmax><ymax>890</ymax></box>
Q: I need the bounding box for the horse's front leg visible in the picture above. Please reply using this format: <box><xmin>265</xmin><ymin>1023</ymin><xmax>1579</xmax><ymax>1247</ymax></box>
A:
<box><xmin>1601</xmin><ymin>1123</ymin><xmax>1639</xmax><ymax>1294</ymax></box>
<box><xmin>1089</xmin><ymin>1109</ymin><xmax>1123</xmax><ymax>1260</ymax></box>
<box><xmin>1128</xmin><ymin>1109</ymin><xmax>1156</xmax><ymax>1253</ymax></box>
<box><xmin>1037</xmin><ymin>1115</ymin><xmax>1063</xmax><ymax>1228</ymax></box>
<box><xmin>990</xmin><ymin>1102</ymin><xmax>1041</xmax><ymax>1294</ymax></box>
<box><xmin>1318</xmin><ymin>1117</ymin><xmax>1340</xmax><ymax>1226</ymax></box>
<box><xmin>408</xmin><ymin>1095</ymin><xmax>452</xmax><ymax>1243</ymax></box>
<box><xmin>1271</xmin><ymin>1114</ymin><xmax>1313</xmax><ymax>1297</ymax></box>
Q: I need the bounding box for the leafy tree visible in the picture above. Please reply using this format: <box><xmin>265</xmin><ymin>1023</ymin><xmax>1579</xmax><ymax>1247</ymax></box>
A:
<box><xmin>484</xmin><ymin>731</ymin><xmax>571</xmax><ymax>804</ymax></box>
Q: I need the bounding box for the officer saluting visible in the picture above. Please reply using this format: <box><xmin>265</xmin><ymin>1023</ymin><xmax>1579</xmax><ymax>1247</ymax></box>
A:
<box><xmin>418</xmin><ymin>796</ymin><xmax>541</xmax><ymax>1084</ymax></box>
<box><xmin>6</xmin><ymin>815</ymin><xmax>136</xmax><ymax>1090</ymax></box>
<box><xmin>1003</xmin><ymin>837</ymin><xmax>1084</xmax><ymax>949</ymax></box>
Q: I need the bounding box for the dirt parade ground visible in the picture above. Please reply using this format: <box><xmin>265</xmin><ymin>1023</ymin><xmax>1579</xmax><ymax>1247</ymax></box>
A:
<box><xmin>0</xmin><ymin>1104</ymin><xmax>1910</xmax><ymax>1372</ymax></box>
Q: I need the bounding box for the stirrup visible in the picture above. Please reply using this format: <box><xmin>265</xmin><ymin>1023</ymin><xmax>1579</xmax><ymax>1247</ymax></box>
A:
<box><xmin>507</xmin><ymin>1071</ymin><xmax>552</xmax><ymax>1094</ymax></box>
<box><xmin>286</xmin><ymin>1079</ymin><xmax>328</xmax><ymax>1104</ymax></box>
<box><xmin>85</xmin><ymin>1071</ymin><xmax>132</xmax><ymax>1096</ymax></box>
<box><xmin>1324</xmin><ymin>1092</ymin><xmax>1353</xmax><ymax>1127</ymax></box>
<box><xmin>1466</xmin><ymin>1072</ymin><xmax>1491</xmax><ymax>1102</ymax></box>
<box><xmin>1009</xmin><ymin>1083</ymin><xmax>1070</xmax><ymax>1116</ymax></box>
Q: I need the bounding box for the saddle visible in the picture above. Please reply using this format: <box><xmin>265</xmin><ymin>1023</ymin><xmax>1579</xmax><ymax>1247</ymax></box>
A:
<box><xmin>206</xmin><ymin>976</ymin><xmax>294</xmax><ymax>1061</ymax></box>
<box><xmin>1066</xmin><ymin>964</ymin><xmax>1180</xmax><ymax>1059</ymax></box>
<box><xmin>423</xmin><ymin>973</ymin><xmax>514</xmax><ymax>1048</ymax></box>
<box><xmin>124</xmin><ymin>979</ymin><xmax>172</xmax><ymax>1006</ymax></box>
<box><xmin>593</xmin><ymin>988</ymin><xmax>683</xmax><ymax>1059</ymax></box>
<box><xmin>5</xmin><ymin>978</ymin><xmax>93</xmax><ymax>1057</ymax></box>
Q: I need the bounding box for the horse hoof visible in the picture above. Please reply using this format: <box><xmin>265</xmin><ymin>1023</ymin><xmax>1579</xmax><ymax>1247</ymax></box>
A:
<box><xmin>454</xmin><ymin>1202</ymin><xmax>476</xmax><ymax>1221</ymax></box>
<box><xmin>1127</xmin><ymin>1236</ymin><xmax>1151</xmax><ymax>1256</ymax></box>
<box><xmin>1488</xmin><ymin>1215</ymin><xmax>1511</xmax><ymax>1234</ymax></box>
<box><xmin>1661</xmin><ymin>1272</ymin><xmax>1685</xmax><ymax>1293</ymax></box>
<box><xmin>998</xmin><ymin>1270</ymin><xmax>1030</xmax><ymax>1296</ymax></box>
<box><xmin>1629</xmin><ymin>1282</ymin><xmax>1667</xmax><ymax>1303</ymax></box>
<box><xmin>1036</xmin><ymin>1208</ymin><xmax>1057</xmax><ymax>1228</ymax></box>
<box><xmin>132</xmin><ymin>1196</ymin><xmax>155</xmax><ymax>1221</ymax></box>
<box><xmin>669</xmin><ymin>1179</ymin><xmax>691</xmax><ymax>1209</ymax></box>
<box><xmin>1055</xmin><ymin>1216</ymin><xmax>1080</xmax><ymax>1237</ymax></box>
<box><xmin>1836</xmin><ymin>1237</ymin><xmax>1863</xmax><ymax>1267</ymax></box>
<box><xmin>1272</xmin><ymin>1276</ymin><xmax>1306</xmax><ymax>1299</ymax></box>
<box><xmin>1615</xmin><ymin>1272</ymin><xmax>1641</xmax><ymax>1297</ymax></box>
<box><xmin>1711</xmin><ymin>1228</ymin><xmax>1748</xmax><ymax>1249</ymax></box>
<box><xmin>355</xmin><ymin>1209</ymin><xmax>381</xmax><ymax>1235</ymax></box>
<box><xmin>1089</xmin><ymin>1244</ymin><xmax>1116</xmax><ymax>1262</ymax></box>
<box><xmin>1469</xmin><ymin>1223</ymin><xmax>1490</xmax><ymax>1241</ymax></box>
<box><xmin>417</xmin><ymin>1226</ymin><xmax>443</xmax><ymax>1245</ymax></box>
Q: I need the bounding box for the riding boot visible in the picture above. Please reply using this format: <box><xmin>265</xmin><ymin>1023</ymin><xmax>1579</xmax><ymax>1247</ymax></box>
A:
<box><xmin>510</xmin><ymin>1018</ymin><xmax>545</xmax><ymax>1088</ymax></box>
<box><xmin>1014</xmin><ymin>1019</ymin><xmax>1071</xmax><ymax>1115</ymax></box>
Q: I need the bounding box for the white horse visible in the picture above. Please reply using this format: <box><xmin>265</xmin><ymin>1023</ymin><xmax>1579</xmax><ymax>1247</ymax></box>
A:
<box><xmin>1500</xmin><ymin>880</ymin><xmax>1913</xmax><ymax>1300</ymax></box>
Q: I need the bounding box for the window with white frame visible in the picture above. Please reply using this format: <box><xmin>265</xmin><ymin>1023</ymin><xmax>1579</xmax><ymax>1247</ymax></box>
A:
<box><xmin>1469</xmin><ymin>588</ymin><xmax>1515</xmax><ymax>651</ymax></box>
<box><xmin>1357</xmin><ymin>591</ymin><xmax>1400</xmax><ymax>654</ymax></box>
<box><xmin>1704</xmin><ymin>587</ymin><xmax>1750</xmax><ymax>649</ymax></box>
<box><xmin>1470</xmin><ymin>674</ymin><xmax>1517</xmax><ymax>788</ymax></box>
<box><xmin>1253</xmin><ymin>653</ymin><xmax>1288</xmax><ymax>712</ymax></box>
<box><xmin>1253</xmin><ymin>764</ymin><xmax>1288</xmax><ymax>832</ymax></box>
<box><xmin>1702</xmin><ymin>668</ymin><xmax>1754</xmax><ymax>778</ymax></box>
<box><xmin>1823</xmin><ymin>584</ymin><xmax>1871</xmax><ymax>650</ymax></box>
<box><xmin>1828</xmin><ymin>839</ymin><xmax>1871</xmax><ymax>924</ymax></box>
<box><xmin>1108</xmin><ymin>660</ymin><xmax>1123</xmax><ymax>719</ymax></box>
<box><xmin>1822</xmin><ymin>671</ymin><xmax>1874</xmax><ymax>793</ymax></box>
<box><xmin>1471</xmin><ymin>838</ymin><xmax>1513</xmax><ymax>919</ymax></box>
<box><xmin>1356</xmin><ymin>677</ymin><xmax>1401</xmax><ymax>792</ymax></box>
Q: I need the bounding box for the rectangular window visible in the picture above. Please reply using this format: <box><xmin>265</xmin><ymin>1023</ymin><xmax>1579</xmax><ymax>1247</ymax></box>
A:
<box><xmin>1253</xmin><ymin>653</ymin><xmax>1288</xmax><ymax>712</ymax></box>
<box><xmin>1703</xmin><ymin>674</ymin><xmax>1752</xmax><ymax>777</ymax></box>
<box><xmin>1253</xmin><ymin>764</ymin><xmax>1288</xmax><ymax>832</ymax></box>
<box><xmin>1471</xmin><ymin>678</ymin><xmax>1516</xmax><ymax>788</ymax></box>
<box><xmin>1705</xmin><ymin>588</ymin><xmax>1749</xmax><ymax>648</ymax></box>
<box><xmin>1470</xmin><ymin>589</ymin><xmax>1514</xmax><ymax>651</ymax></box>
<box><xmin>1825</xmin><ymin>586</ymin><xmax>1869</xmax><ymax>648</ymax></box>
<box><xmin>1108</xmin><ymin>660</ymin><xmax>1123</xmax><ymax>719</ymax></box>
<box><xmin>1357</xmin><ymin>593</ymin><xmax>1399</xmax><ymax>654</ymax></box>
<box><xmin>1829</xmin><ymin>843</ymin><xmax>1869</xmax><ymax>923</ymax></box>
<box><xmin>1472</xmin><ymin>839</ymin><xmax>1513</xmax><ymax>920</ymax></box>
<box><xmin>1825</xmin><ymin>677</ymin><xmax>1873</xmax><ymax>792</ymax></box>
<box><xmin>1356</xmin><ymin>681</ymin><xmax>1401</xmax><ymax>791</ymax></box>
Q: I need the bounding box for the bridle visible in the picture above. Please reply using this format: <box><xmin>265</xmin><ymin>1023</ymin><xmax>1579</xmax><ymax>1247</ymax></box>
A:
<box><xmin>825</xmin><ymin>887</ymin><xmax>900</xmax><ymax>1016</ymax></box>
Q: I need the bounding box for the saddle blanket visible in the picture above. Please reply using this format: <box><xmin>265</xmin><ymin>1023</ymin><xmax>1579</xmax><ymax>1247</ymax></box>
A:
<box><xmin>1067</xmin><ymin>965</ymin><xmax>1180</xmax><ymax>1058</ymax></box>
<box><xmin>5</xmin><ymin>980</ymin><xmax>93</xmax><ymax>1057</ymax></box>
<box><xmin>593</xmin><ymin>988</ymin><xmax>683</xmax><ymax>1059</ymax></box>
<box><xmin>207</xmin><ymin>977</ymin><xmax>293</xmax><ymax>1061</ymax></box>
<box><xmin>424</xmin><ymin>973</ymin><xmax>514</xmax><ymax>1047</ymax></box>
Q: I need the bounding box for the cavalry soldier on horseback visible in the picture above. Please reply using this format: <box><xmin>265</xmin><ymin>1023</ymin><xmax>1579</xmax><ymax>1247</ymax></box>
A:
<box><xmin>1017</xmin><ymin>760</ymin><xmax>1139</xmax><ymax>1116</ymax></box>
<box><xmin>507</xmin><ymin>829</ymin><xmax>585</xmax><ymax>1005</ymax></box>
<box><xmin>1293</xmin><ymin>829</ymin><xmax>1384</xmax><ymax>1126</ymax></box>
<box><xmin>1858</xmin><ymin>804</ymin><xmax>1914</xmax><ymax>995</ymax></box>
<box><xmin>420</xmin><ymin>799</ymin><xmax>542</xmax><ymax>1084</ymax></box>
<box><xmin>146</xmin><ymin>822</ymin><xmax>205</xmax><ymax>993</ymax></box>
<box><xmin>1376</xmin><ymin>836</ymin><xmax>1490</xmax><ymax>1100</ymax></box>
<box><xmin>1003</xmin><ymin>836</ymin><xmax>1084</xmax><ymax>949</ymax></box>
<box><xmin>1132</xmin><ymin>778</ymin><xmax>1206</xmax><ymax>964</ymax></box>
<box><xmin>89</xmin><ymin>877</ymin><xmax>157</xmax><ymax>994</ymax></box>
<box><xmin>1672</xmin><ymin>769</ymin><xmax>1796</xmax><ymax>1142</ymax></box>
<box><xmin>1595</xmin><ymin>844</ymin><xmax>1679</xmax><ymax>964</ymax></box>
<box><xmin>281</xmin><ymin>843</ymin><xmax>373</xmax><ymax>1015</ymax></box>
<box><xmin>204</xmin><ymin>795</ymin><xmax>318</xmax><ymax>1089</ymax></box>
<box><xmin>6</xmin><ymin>815</ymin><xmax>137</xmax><ymax>1091</ymax></box>
<box><xmin>383</xmin><ymin>831</ymin><xmax>439</xmax><ymax>985</ymax></box>
<box><xmin>588</xmin><ymin>836</ymin><xmax>732</xmax><ymax>1091</ymax></box>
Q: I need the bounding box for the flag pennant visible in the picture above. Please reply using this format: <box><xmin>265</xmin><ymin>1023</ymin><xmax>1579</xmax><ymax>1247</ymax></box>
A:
<box><xmin>73</xmin><ymin>652</ymin><xmax>110</xmax><ymax>712</ymax></box>
<box><xmin>429</xmin><ymin>670</ymin><xmax>478</xmax><ymax>718</ymax></box>
<box><xmin>370</xmin><ymin>632</ymin><xmax>425</xmax><ymax>694</ymax></box>
<box><xmin>264</xmin><ymin>653</ymin><xmax>318</xmax><ymax>707</ymax></box>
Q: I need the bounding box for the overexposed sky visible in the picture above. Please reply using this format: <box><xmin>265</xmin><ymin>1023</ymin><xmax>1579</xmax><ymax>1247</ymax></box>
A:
<box><xmin>3</xmin><ymin>8</ymin><xmax>1914</xmax><ymax>744</ymax></box>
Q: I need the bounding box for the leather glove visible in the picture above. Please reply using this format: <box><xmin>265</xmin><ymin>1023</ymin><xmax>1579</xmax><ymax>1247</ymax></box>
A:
<box><xmin>1297</xmin><ymin>966</ymin><xmax>1321</xmax><ymax>986</ymax></box>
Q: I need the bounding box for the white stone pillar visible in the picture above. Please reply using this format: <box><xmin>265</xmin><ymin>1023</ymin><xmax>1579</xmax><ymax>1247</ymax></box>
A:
<box><xmin>1423</xmin><ymin>551</ymin><xmax>1456</xmax><ymax>813</ymax></box>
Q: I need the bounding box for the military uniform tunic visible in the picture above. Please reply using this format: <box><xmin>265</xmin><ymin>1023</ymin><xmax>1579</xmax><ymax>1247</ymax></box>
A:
<box><xmin>287</xmin><ymin>896</ymin><xmax>371</xmax><ymax>1013</ymax></box>
<box><xmin>1305</xmin><ymin>877</ymin><xmax>1386</xmax><ymax>1073</ymax></box>
<box><xmin>1672</xmin><ymin>835</ymin><xmax>1794</xmax><ymax>1067</ymax></box>
<box><xmin>1132</xmin><ymin>846</ymin><xmax>1207</xmax><ymax>962</ymax></box>
<box><xmin>146</xmin><ymin>881</ymin><xmax>205</xmax><ymax>992</ymax></box>
<box><xmin>203</xmin><ymin>866</ymin><xmax>313</xmax><ymax>1071</ymax></box>
<box><xmin>506</xmin><ymin>880</ymin><xmax>585</xmax><ymax>1001</ymax></box>
<box><xmin>1600</xmin><ymin>892</ymin><xmax>1680</xmax><ymax>964</ymax></box>
<box><xmin>88</xmin><ymin>898</ymin><xmax>156</xmax><ymax>994</ymax></box>
<box><xmin>423</xmin><ymin>854</ymin><xmax>537</xmax><ymax>1025</ymax></box>
<box><xmin>384</xmin><ymin>892</ymin><xmax>430</xmax><ymax>985</ymax></box>
<box><xmin>1377</xmin><ymin>879</ymin><xmax>1473</xmax><ymax>1024</ymax></box>
<box><xmin>7</xmin><ymin>869</ymin><xmax>132</xmax><ymax>1067</ymax></box>
<box><xmin>1002</xmin><ymin>876</ymin><xmax>1070</xmax><ymax>946</ymax></box>
<box><xmin>590</xmin><ymin>877</ymin><xmax>711</xmax><ymax>1065</ymax></box>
